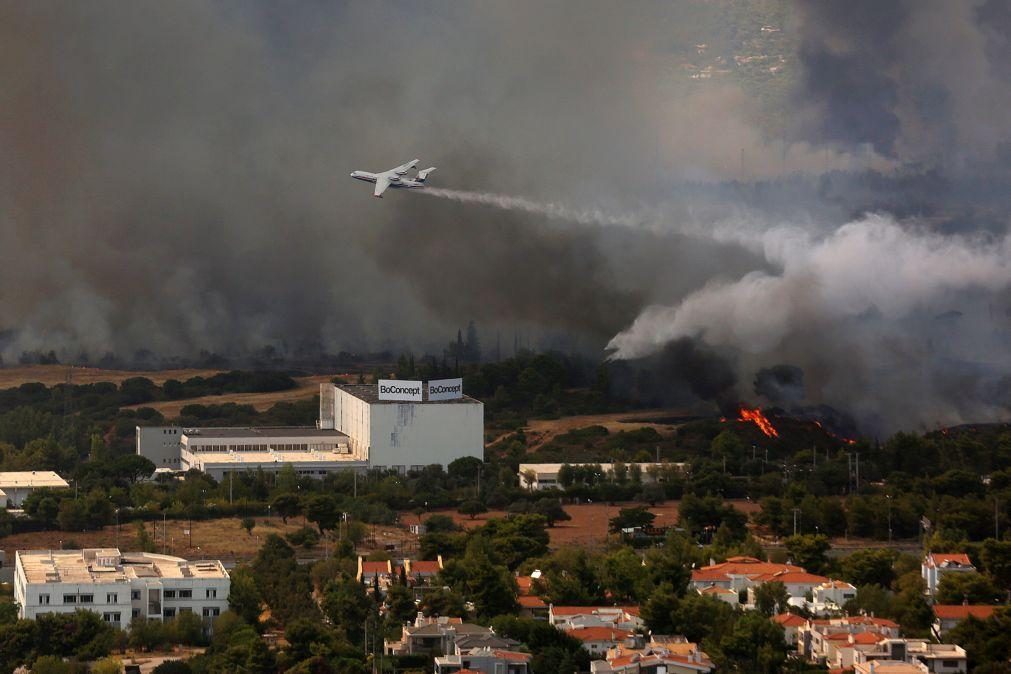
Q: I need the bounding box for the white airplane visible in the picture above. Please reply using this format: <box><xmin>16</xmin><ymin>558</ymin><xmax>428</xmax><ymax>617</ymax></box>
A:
<box><xmin>350</xmin><ymin>159</ymin><xmax>437</xmax><ymax>198</ymax></box>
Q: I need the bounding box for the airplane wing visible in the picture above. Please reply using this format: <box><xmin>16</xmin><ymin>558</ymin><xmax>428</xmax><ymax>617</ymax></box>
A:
<box><xmin>390</xmin><ymin>159</ymin><xmax>420</xmax><ymax>175</ymax></box>
<box><xmin>374</xmin><ymin>176</ymin><xmax>390</xmax><ymax>197</ymax></box>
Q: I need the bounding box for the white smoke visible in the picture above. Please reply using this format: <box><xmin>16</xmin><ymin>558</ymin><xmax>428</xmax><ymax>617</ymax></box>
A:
<box><xmin>421</xmin><ymin>188</ymin><xmax>647</xmax><ymax>229</ymax></box>
<box><xmin>608</xmin><ymin>213</ymin><xmax>1011</xmax><ymax>360</ymax></box>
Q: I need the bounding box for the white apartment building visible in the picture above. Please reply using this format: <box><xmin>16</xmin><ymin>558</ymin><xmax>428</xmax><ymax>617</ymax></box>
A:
<box><xmin>14</xmin><ymin>548</ymin><xmax>230</xmax><ymax>631</ymax></box>
<box><xmin>922</xmin><ymin>553</ymin><xmax>976</xmax><ymax>596</ymax></box>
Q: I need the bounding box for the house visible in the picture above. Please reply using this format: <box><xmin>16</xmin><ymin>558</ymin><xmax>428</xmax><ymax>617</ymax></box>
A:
<box><xmin>746</xmin><ymin>570</ymin><xmax>831</xmax><ymax>605</ymax></box>
<box><xmin>549</xmin><ymin>605</ymin><xmax>643</xmax><ymax>631</ymax></box>
<box><xmin>357</xmin><ymin>558</ymin><xmax>394</xmax><ymax>594</ymax></box>
<box><xmin>697</xmin><ymin>585</ymin><xmax>739</xmax><ymax>606</ymax></box>
<box><xmin>434</xmin><ymin>647</ymin><xmax>531</xmax><ymax>674</ymax></box>
<box><xmin>590</xmin><ymin>636</ymin><xmax>714</xmax><ymax>674</ymax></box>
<box><xmin>813</xmin><ymin>580</ymin><xmax>858</xmax><ymax>609</ymax></box>
<box><xmin>515</xmin><ymin>574</ymin><xmax>548</xmax><ymax>620</ymax></box>
<box><xmin>932</xmin><ymin>604</ymin><xmax>997</xmax><ymax>638</ymax></box>
<box><xmin>689</xmin><ymin>556</ymin><xmax>804</xmax><ymax>593</ymax></box>
<box><xmin>855</xmin><ymin>639</ymin><xmax>967</xmax><ymax>674</ymax></box>
<box><xmin>385</xmin><ymin>614</ymin><xmax>516</xmax><ymax>656</ymax></box>
<box><xmin>566</xmin><ymin>626</ymin><xmax>637</xmax><ymax>656</ymax></box>
<box><xmin>772</xmin><ymin>613</ymin><xmax>807</xmax><ymax>647</ymax></box>
<box><xmin>797</xmin><ymin>616</ymin><xmax>901</xmax><ymax>663</ymax></box>
<box><xmin>922</xmin><ymin>554</ymin><xmax>976</xmax><ymax>596</ymax></box>
<box><xmin>517</xmin><ymin>463</ymin><xmax>687</xmax><ymax>491</ymax></box>
<box><xmin>406</xmin><ymin>557</ymin><xmax>444</xmax><ymax>583</ymax></box>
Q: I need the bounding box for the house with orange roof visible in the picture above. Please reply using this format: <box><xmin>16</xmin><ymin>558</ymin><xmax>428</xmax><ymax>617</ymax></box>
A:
<box><xmin>798</xmin><ymin>616</ymin><xmax>901</xmax><ymax>663</ymax></box>
<box><xmin>932</xmin><ymin>604</ymin><xmax>998</xmax><ymax>638</ymax></box>
<box><xmin>689</xmin><ymin>556</ymin><xmax>804</xmax><ymax>593</ymax></box>
<box><xmin>922</xmin><ymin>553</ymin><xmax>976</xmax><ymax>596</ymax></box>
<box><xmin>772</xmin><ymin>613</ymin><xmax>807</xmax><ymax>646</ymax></box>
<box><xmin>566</xmin><ymin>626</ymin><xmax>638</xmax><ymax>656</ymax></box>
<box><xmin>590</xmin><ymin>636</ymin><xmax>715</xmax><ymax>674</ymax></box>
<box><xmin>357</xmin><ymin>557</ymin><xmax>394</xmax><ymax>594</ymax></box>
<box><xmin>746</xmin><ymin>570</ymin><xmax>831</xmax><ymax>606</ymax></box>
<box><xmin>814</xmin><ymin>579</ymin><xmax>858</xmax><ymax>609</ymax></box>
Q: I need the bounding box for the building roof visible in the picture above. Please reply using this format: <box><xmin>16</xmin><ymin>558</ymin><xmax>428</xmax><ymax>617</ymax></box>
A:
<box><xmin>518</xmin><ymin>595</ymin><xmax>547</xmax><ymax>609</ymax></box>
<box><xmin>854</xmin><ymin>661</ymin><xmax>928</xmax><ymax>674</ymax></box>
<box><xmin>818</xmin><ymin>580</ymin><xmax>857</xmax><ymax>590</ymax></box>
<box><xmin>933</xmin><ymin>605</ymin><xmax>997</xmax><ymax>621</ymax></box>
<box><xmin>773</xmin><ymin>613</ymin><xmax>807</xmax><ymax>627</ymax></box>
<box><xmin>566</xmin><ymin>626</ymin><xmax>633</xmax><ymax>642</ymax></box>
<box><xmin>551</xmin><ymin>605</ymin><xmax>639</xmax><ymax>616</ymax></box>
<box><xmin>926</xmin><ymin>553</ymin><xmax>974</xmax><ymax>568</ymax></box>
<box><xmin>691</xmin><ymin>558</ymin><xmax>803</xmax><ymax>582</ymax></box>
<box><xmin>0</xmin><ymin>471</ymin><xmax>69</xmax><ymax>490</ymax></box>
<box><xmin>181</xmin><ymin>427</ymin><xmax>349</xmax><ymax>439</ymax></box>
<box><xmin>17</xmin><ymin>549</ymin><xmax>228</xmax><ymax>584</ymax></box>
<box><xmin>752</xmin><ymin>570</ymin><xmax>830</xmax><ymax>585</ymax></box>
<box><xmin>699</xmin><ymin>586</ymin><xmax>736</xmax><ymax>596</ymax></box>
<box><xmin>335</xmin><ymin>383</ymin><xmax>482</xmax><ymax>405</ymax></box>
<box><xmin>186</xmin><ymin>450</ymin><xmax>361</xmax><ymax>466</ymax></box>
<box><xmin>409</xmin><ymin>560</ymin><xmax>442</xmax><ymax>574</ymax></box>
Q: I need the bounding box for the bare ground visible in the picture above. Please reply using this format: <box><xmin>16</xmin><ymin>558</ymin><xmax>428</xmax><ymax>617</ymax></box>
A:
<box><xmin>121</xmin><ymin>375</ymin><xmax>337</xmax><ymax>416</ymax></box>
<box><xmin>0</xmin><ymin>365</ymin><xmax>225</xmax><ymax>388</ymax></box>
<box><xmin>519</xmin><ymin>407</ymin><xmax>706</xmax><ymax>451</ymax></box>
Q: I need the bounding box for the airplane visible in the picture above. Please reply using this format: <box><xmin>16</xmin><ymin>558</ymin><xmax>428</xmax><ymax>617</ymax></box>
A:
<box><xmin>350</xmin><ymin>159</ymin><xmax>437</xmax><ymax>198</ymax></box>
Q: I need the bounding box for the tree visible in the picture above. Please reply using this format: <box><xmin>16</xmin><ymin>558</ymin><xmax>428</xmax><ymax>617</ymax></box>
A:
<box><xmin>596</xmin><ymin>547</ymin><xmax>647</xmax><ymax>603</ymax></box>
<box><xmin>533</xmin><ymin>499</ymin><xmax>571</xmax><ymax>527</ymax></box>
<box><xmin>753</xmin><ymin>581</ymin><xmax>790</xmax><ymax>616</ymax></box>
<box><xmin>152</xmin><ymin>662</ymin><xmax>192</xmax><ymax>674</ymax></box>
<box><xmin>241</xmin><ymin>517</ymin><xmax>255</xmax><ymax>536</ymax></box>
<box><xmin>936</xmin><ymin>572</ymin><xmax>1002</xmax><ymax>605</ymax></box>
<box><xmin>440</xmin><ymin>537</ymin><xmax>518</xmax><ymax>618</ymax></box>
<box><xmin>421</xmin><ymin>587</ymin><xmax>468</xmax><ymax>618</ymax></box>
<box><xmin>458</xmin><ymin>500</ymin><xmax>487</xmax><ymax>520</ymax></box>
<box><xmin>57</xmin><ymin>499</ymin><xmax>89</xmax><ymax>531</ymax></box>
<box><xmin>385</xmin><ymin>583</ymin><xmax>417</xmax><ymax>626</ymax></box>
<box><xmin>227</xmin><ymin>566</ymin><xmax>263</xmax><ymax>626</ymax></box>
<box><xmin>321</xmin><ymin>576</ymin><xmax>372</xmax><ymax>645</ymax></box>
<box><xmin>271</xmin><ymin>493</ymin><xmax>301</xmax><ymax>524</ymax></box>
<box><xmin>717</xmin><ymin>611</ymin><xmax>788</xmax><ymax>674</ymax></box>
<box><xmin>841</xmin><ymin>548</ymin><xmax>898</xmax><ymax>588</ymax></box>
<box><xmin>304</xmin><ymin>494</ymin><xmax>341</xmax><ymax>533</ymax></box>
<box><xmin>424</xmin><ymin>514</ymin><xmax>459</xmax><ymax>533</ymax></box>
<box><xmin>979</xmin><ymin>539</ymin><xmax>1011</xmax><ymax>598</ymax></box>
<box><xmin>608</xmin><ymin>506</ymin><xmax>655</xmax><ymax>533</ymax></box>
<box><xmin>245</xmin><ymin>636</ymin><xmax>277</xmax><ymax>674</ymax></box>
<box><xmin>641</xmin><ymin>582</ymin><xmax>679</xmax><ymax>634</ymax></box>
<box><xmin>785</xmin><ymin>534</ymin><xmax>831</xmax><ymax>575</ymax></box>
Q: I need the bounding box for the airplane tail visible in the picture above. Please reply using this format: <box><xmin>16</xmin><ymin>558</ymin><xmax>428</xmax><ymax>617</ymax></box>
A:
<box><xmin>416</xmin><ymin>167</ymin><xmax>437</xmax><ymax>182</ymax></box>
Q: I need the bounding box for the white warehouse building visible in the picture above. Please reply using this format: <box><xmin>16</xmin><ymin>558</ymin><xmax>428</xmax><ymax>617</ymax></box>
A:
<box><xmin>14</xmin><ymin>548</ymin><xmax>230</xmax><ymax>631</ymax></box>
<box><xmin>136</xmin><ymin>380</ymin><xmax>484</xmax><ymax>477</ymax></box>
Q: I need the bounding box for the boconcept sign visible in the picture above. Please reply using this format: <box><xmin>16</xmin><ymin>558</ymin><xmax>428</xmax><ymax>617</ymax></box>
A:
<box><xmin>376</xmin><ymin>378</ymin><xmax>464</xmax><ymax>402</ymax></box>
<box><xmin>377</xmin><ymin>379</ymin><xmax>423</xmax><ymax>402</ymax></box>
<box><xmin>427</xmin><ymin>378</ymin><xmax>463</xmax><ymax>401</ymax></box>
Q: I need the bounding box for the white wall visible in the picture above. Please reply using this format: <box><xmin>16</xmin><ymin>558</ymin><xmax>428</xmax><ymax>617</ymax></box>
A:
<box><xmin>368</xmin><ymin>401</ymin><xmax>483</xmax><ymax>470</ymax></box>
<box><xmin>136</xmin><ymin>426</ymin><xmax>183</xmax><ymax>469</ymax></box>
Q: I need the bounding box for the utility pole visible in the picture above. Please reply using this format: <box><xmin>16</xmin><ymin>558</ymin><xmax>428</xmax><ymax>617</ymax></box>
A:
<box><xmin>163</xmin><ymin>512</ymin><xmax>167</xmax><ymax>554</ymax></box>
<box><xmin>855</xmin><ymin>452</ymin><xmax>860</xmax><ymax>490</ymax></box>
<box><xmin>997</xmin><ymin>497</ymin><xmax>1001</xmax><ymax>540</ymax></box>
<box><xmin>793</xmin><ymin>508</ymin><xmax>800</xmax><ymax>536</ymax></box>
<box><xmin>229</xmin><ymin>471</ymin><xmax>233</xmax><ymax>505</ymax></box>
<box><xmin>886</xmin><ymin>495</ymin><xmax>892</xmax><ymax>542</ymax></box>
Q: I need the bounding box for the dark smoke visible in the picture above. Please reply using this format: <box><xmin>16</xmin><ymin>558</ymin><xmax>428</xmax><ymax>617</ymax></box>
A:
<box><xmin>754</xmin><ymin>365</ymin><xmax>805</xmax><ymax>405</ymax></box>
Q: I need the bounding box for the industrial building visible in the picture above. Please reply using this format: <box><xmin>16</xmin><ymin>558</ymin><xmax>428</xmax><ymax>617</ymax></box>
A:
<box><xmin>517</xmin><ymin>462</ymin><xmax>688</xmax><ymax>491</ymax></box>
<box><xmin>136</xmin><ymin>380</ymin><xmax>484</xmax><ymax>478</ymax></box>
<box><xmin>14</xmin><ymin>548</ymin><xmax>230</xmax><ymax>630</ymax></box>
<box><xmin>0</xmin><ymin>471</ymin><xmax>70</xmax><ymax>508</ymax></box>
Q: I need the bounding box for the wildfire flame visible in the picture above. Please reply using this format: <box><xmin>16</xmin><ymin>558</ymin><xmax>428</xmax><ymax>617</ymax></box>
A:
<box><xmin>813</xmin><ymin>420</ymin><xmax>857</xmax><ymax>445</ymax></box>
<box><xmin>738</xmin><ymin>406</ymin><xmax>779</xmax><ymax>438</ymax></box>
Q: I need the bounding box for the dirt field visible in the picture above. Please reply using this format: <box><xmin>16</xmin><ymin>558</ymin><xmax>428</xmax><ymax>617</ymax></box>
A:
<box><xmin>2</xmin><ymin>515</ymin><xmax>418</xmax><ymax>564</ymax></box>
<box><xmin>0</xmin><ymin>365</ymin><xmax>225</xmax><ymax>388</ymax></box>
<box><xmin>431</xmin><ymin>499</ymin><xmax>761</xmax><ymax>549</ymax></box>
<box><xmin>122</xmin><ymin>375</ymin><xmax>336</xmax><ymax>416</ymax></box>
<box><xmin>520</xmin><ymin>408</ymin><xmax>704</xmax><ymax>450</ymax></box>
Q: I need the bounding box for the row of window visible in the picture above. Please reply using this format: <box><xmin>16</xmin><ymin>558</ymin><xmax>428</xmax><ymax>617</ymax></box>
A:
<box><xmin>43</xmin><ymin>589</ymin><xmax>217</xmax><ymax>605</ymax></box>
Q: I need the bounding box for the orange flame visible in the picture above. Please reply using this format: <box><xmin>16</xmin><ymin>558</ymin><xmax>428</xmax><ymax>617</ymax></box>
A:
<box><xmin>738</xmin><ymin>406</ymin><xmax>778</xmax><ymax>438</ymax></box>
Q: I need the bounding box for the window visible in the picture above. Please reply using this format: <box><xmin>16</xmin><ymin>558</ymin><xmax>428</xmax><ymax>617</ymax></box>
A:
<box><xmin>202</xmin><ymin>607</ymin><xmax>220</xmax><ymax>617</ymax></box>
<box><xmin>132</xmin><ymin>609</ymin><xmax>140</xmax><ymax>618</ymax></box>
<box><xmin>63</xmin><ymin>595</ymin><xmax>77</xmax><ymax>604</ymax></box>
<box><xmin>164</xmin><ymin>608</ymin><xmax>176</xmax><ymax>618</ymax></box>
<box><xmin>103</xmin><ymin>612</ymin><xmax>121</xmax><ymax>623</ymax></box>
<box><xmin>131</xmin><ymin>591</ymin><xmax>141</xmax><ymax>601</ymax></box>
<box><xmin>80</xmin><ymin>594</ymin><xmax>94</xmax><ymax>604</ymax></box>
<box><xmin>163</xmin><ymin>590</ymin><xmax>176</xmax><ymax>599</ymax></box>
<box><xmin>107</xmin><ymin>593</ymin><xmax>118</xmax><ymax>603</ymax></box>
<box><xmin>206</xmin><ymin>588</ymin><xmax>217</xmax><ymax>599</ymax></box>
<box><xmin>942</xmin><ymin>661</ymin><xmax>959</xmax><ymax>668</ymax></box>
<box><xmin>39</xmin><ymin>594</ymin><xmax>50</xmax><ymax>605</ymax></box>
<box><xmin>178</xmin><ymin>589</ymin><xmax>192</xmax><ymax>599</ymax></box>
<box><xmin>179</xmin><ymin>607</ymin><xmax>192</xmax><ymax>614</ymax></box>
